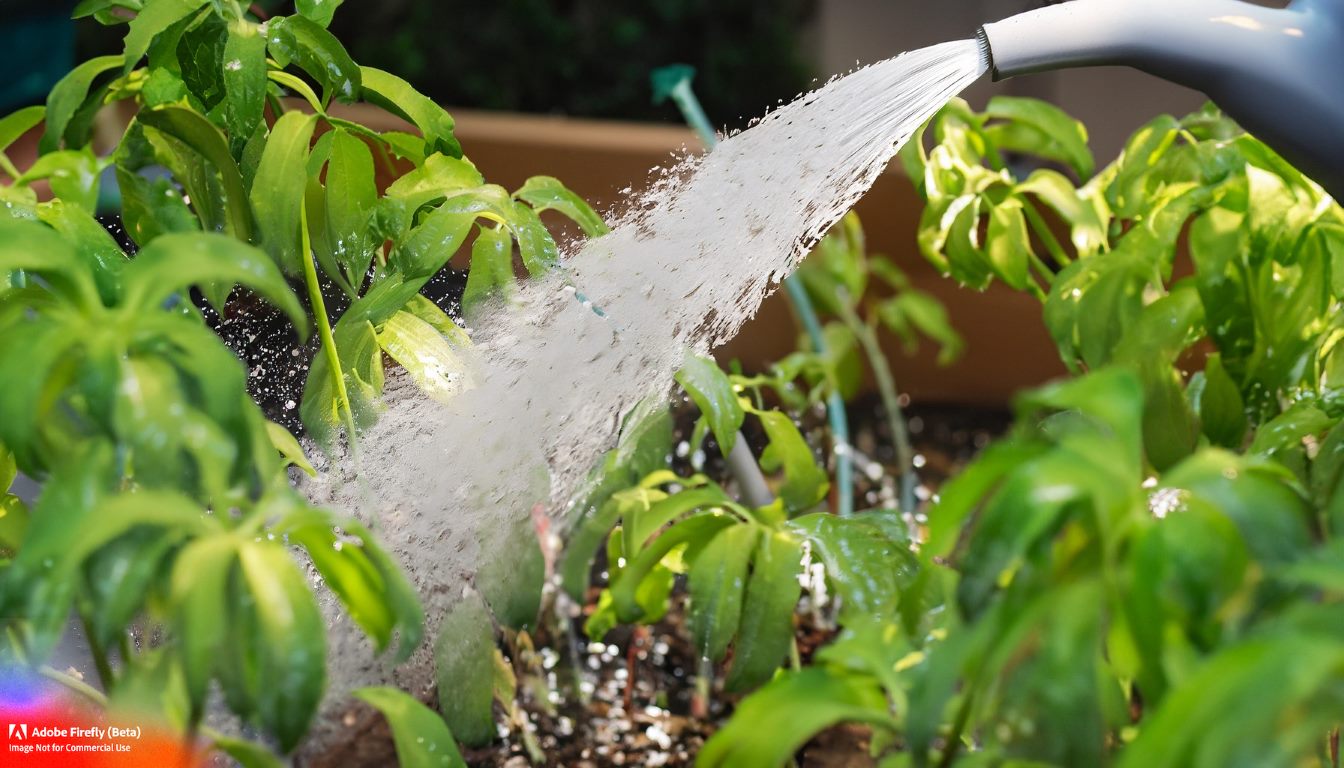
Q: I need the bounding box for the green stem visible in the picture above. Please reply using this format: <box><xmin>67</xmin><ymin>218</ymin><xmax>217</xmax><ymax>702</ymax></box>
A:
<box><xmin>40</xmin><ymin>665</ymin><xmax>108</xmax><ymax>706</ymax></box>
<box><xmin>785</xmin><ymin>278</ymin><xmax>855</xmax><ymax>517</ymax></box>
<box><xmin>1023</xmin><ymin>200</ymin><xmax>1071</xmax><ymax>268</ymax></box>
<box><xmin>79</xmin><ymin>613</ymin><xmax>116</xmax><ymax>694</ymax></box>
<box><xmin>0</xmin><ymin>152</ymin><xmax>22</xmax><ymax>181</ymax></box>
<box><xmin>838</xmin><ymin>299</ymin><xmax>917</xmax><ymax>515</ymax></box>
<box><xmin>301</xmin><ymin>205</ymin><xmax>359</xmax><ymax>453</ymax></box>
<box><xmin>789</xmin><ymin>638</ymin><xmax>802</xmax><ymax>672</ymax></box>
<box><xmin>267</xmin><ymin>70</ymin><xmax>325</xmax><ymax>116</ymax></box>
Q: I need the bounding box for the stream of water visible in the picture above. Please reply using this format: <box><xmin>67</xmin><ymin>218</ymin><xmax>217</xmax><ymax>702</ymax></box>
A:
<box><xmin>300</xmin><ymin>39</ymin><xmax>988</xmax><ymax>734</ymax></box>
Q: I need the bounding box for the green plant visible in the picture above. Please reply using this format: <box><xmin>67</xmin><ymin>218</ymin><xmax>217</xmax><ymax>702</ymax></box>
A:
<box><xmin>1</xmin><ymin>0</ymin><xmax>602</xmax><ymax>760</ymax></box>
<box><xmin>703</xmin><ymin>99</ymin><xmax>1344</xmax><ymax>766</ymax></box>
<box><xmin>794</xmin><ymin>212</ymin><xmax>963</xmax><ymax>511</ymax></box>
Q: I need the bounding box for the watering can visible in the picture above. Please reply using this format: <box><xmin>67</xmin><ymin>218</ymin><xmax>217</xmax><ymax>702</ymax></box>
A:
<box><xmin>979</xmin><ymin>0</ymin><xmax>1344</xmax><ymax>198</ymax></box>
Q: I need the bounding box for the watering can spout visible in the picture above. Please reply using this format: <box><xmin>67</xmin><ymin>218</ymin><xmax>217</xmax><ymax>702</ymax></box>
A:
<box><xmin>979</xmin><ymin>0</ymin><xmax>1344</xmax><ymax>197</ymax></box>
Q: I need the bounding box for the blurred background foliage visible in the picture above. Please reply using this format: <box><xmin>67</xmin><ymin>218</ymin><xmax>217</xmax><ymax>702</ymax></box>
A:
<box><xmin>3</xmin><ymin>0</ymin><xmax>817</xmax><ymax>127</ymax></box>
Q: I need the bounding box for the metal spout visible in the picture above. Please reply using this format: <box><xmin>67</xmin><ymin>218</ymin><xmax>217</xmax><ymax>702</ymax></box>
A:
<box><xmin>979</xmin><ymin>0</ymin><xmax>1344</xmax><ymax>198</ymax></box>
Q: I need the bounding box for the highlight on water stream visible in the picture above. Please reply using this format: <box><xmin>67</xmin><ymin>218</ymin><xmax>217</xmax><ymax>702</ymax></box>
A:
<box><xmin>2</xmin><ymin>1</ymin><xmax>1344</xmax><ymax>766</ymax></box>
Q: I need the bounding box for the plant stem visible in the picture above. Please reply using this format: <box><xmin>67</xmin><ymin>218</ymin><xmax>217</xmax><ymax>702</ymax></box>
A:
<box><xmin>39</xmin><ymin>665</ymin><xmax>108</xmax><ymax>707</ymax></box>
<box><xmin>785</xmin><ymin>278</ymin><xmax>856</xmax><ymax>517</ymax></box>
<box><xmin>1022</xmin><ymin>199</ymin><xmax>1072</xmax><ymax>268</ymax></box>
<box><xmin>301</xmin><ymin>205</ymin><xmax>360</xmax><ymax>454</ymax></box>
<box><xmin>0</xmin><ymin>152</ymin><xmax>22</xmax><ymax>181</ymax></box>
<box><xmin>79</xmin><ymin>613</ymin><xmax>116</xmax><ymax>694</ymax></box>
<box><xmin>789</xmin><ymin>638</ymin><xmax>802</xmax><ymax>672</ymax></box>
<box><xmin>836</xmin><ymin>298</ymin><xmax>917</xmax><ymax>515</ymax></box>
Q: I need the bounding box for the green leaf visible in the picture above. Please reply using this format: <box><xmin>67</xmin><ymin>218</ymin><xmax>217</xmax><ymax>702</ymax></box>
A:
<box><xmin>73</xmin><ymin>0</ymin><xmax>144</xmax><ymax>21</ymax></box>
<box><xmin>296</xmin><ymin>0</ymin><xmax>345</xmax><ymax>27</ymax></box>
<box><xmin>0</xmin><ymin>218</ymin><xmax>101</xmax><ymax>308</ymax></box>
<box><xmin>169</xmin><ymin>535</ymin><xmax>238</xmax><ymax>721</ymax></box>
<box><xmin>0</xmin><ymin>106</ymin><xmax>45</xmax><ymax>153</ymax></box>
<box><xmin>360</xmin><ymin>66</ymin><xmax>461</xmax><ymax>159</ymax></box>
<box><xmin>611</xmin><ymin>513</ymin><xmax>737</xmax><ymax>622</ymax></box>
<box><xmin>265</xmin><ymin>420</ymin><xmax>316</xmax><ymax>476</ymax></box>
<box><xmin>1016</xmin><ymin>168</ymin><xmax>1107</xmax><ymax>256</ymax></box>
<box><xmin>83</xmin><ymin>527</ymin><xmax>182</xmax><ymax>650</ymax></box>
<box><xmin>237</xmin><ymin>540</ymin><xmax>326</xmax><ymax>752</ymax></box>
<box><xmin>462</xmin><ymin>224</ymin><xmax>514</xmax><ymax>316</ymax></box>
<box><xmin>353</xmin><ymin>687</ymin><xmax>467</xmax><ymax>768</ymax></box>
<box><xmin>725</xmin><ymin>530</ymin><xmax>804</xmax><ymax>692</ymax></box>
<box><xmin>300</xmin><ymin>317</ymin><xmax>384</xmax><ymax>449</ymax></box>
<box><xmin>0</xmin><ymin>494</ymin><xmax>31</xmax><ymax>555</ymax></box>
<box><xmin>137</xmin><ymin>106</ymin><xmax>254</xmax><ymax>240</ymax></box>
<box><xmin>123</xmin><ymin>0</ymin><xmax>208</xmax><ymax>74</ymax></box>
<box><xmin>514</xmin><ymin>176</ymin><xmax>608</xmax><ymax>237</ymax></box>
<box><xmin>35</xmin><ymin>199</ymin><xmax>129</xmax><ymax>304</ymax></box>
<box><xmin>249</xmin><ymin>111</ymin><xmax>318</xmax><ymax>276</ymax></box>
<box><xmin>116</xmin><ymin>160</ymin><xmax>201</xmax><ymax>246</ymax></box>
<box><xmin>1196</xmin><ymin>353</ymin><xmax>1247</xmax><ymax>449</ymax></box>
<box><xmin>985</xmin><ymin>198</ymin><xmax>1031</xmax><ymax>290</ymax></box>
<box><xmin>433</xmin><ymin>590</ymin><xmax>497</xmax><ymax>748</ymax></box>
<box><xmin>390</xmin><ymin>204</ymin><xmax>475</xmax><ymax>281</ymax></box>
<box><xmin>324</xmin><ymin>128</ymin><xmax>378</xmax><ymax>286</ymax></box>
<box><xmin>699</xmin><ymin>667</ymin><xmax>890</xmax><ymax>768</ymax></box>
<box><xmin>16</xmin><ymin>149</ymin><xmax>103</xmax><ymax>212</ymax></box>
<box><xmin>266</xmin><ymin>15</ymin><xmax>361</xmax><ymax>104</ymax></box>
<box><xmin>790</xmin><ymin>512</ymin><xmax>915</xmax><ymax>626</ymax></box>
<box><xmin>877</xmin><ymin>290</ymin><xmax>964</xmax><ymax>366</ymax></box>
<box><xmin>211</xmin><ymin>736</ymin><xmax>286</xmax><ymax>768</ymax></box>
<box><xmin>676</xmin><ymin>353</ymin><xmax>744</xmax><ymax>456</ymax></box>
<box><xmin>625</xmin><ymin>485</ymin><xmax>732</xmax><ymax>550</ymax></box>
<box><xmin>41</xmin><ymin>55</ymin><xmax>124</xmax><ymax>153</ymax></box>
<box><xmin>377</xmin><ymin>310</ymin><xmax>469</xmax><ymax>403</ymax></box>
<box><xmin>756</xmin><ymin>410</ymin><xmax>829</xmax><ymax>513</ymax></box>
<box><xmin>121</xmin><ymin>232</ymin><xmax>307</xmax><ymax>331</ymax></box>
<box><xmin>985</xmin><ymin>96</ymin><xmax>1094</xmax><ymax>179</ymax></box>
<box><xmin>221</xmin><ymin>19</ymin><xmax>269</xmax><ymax>149</ymax></box>
<box><xmin>687</xmin><ymin>524</ymin><xmax>757</xmax><ymax>662</ymax></box>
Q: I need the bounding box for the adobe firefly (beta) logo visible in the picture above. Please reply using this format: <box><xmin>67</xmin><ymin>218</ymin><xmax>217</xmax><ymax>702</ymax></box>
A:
<box><xmin>7</xmin><ymin>723</ymin><xmax>27</xmax><ymax>740</ymax></box>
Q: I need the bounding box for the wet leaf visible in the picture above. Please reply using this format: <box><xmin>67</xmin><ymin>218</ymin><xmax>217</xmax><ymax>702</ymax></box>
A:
<box><xmin>353</xmin><ymin>687</ymin><xmax>467</xmax><ymax>768</ymax></box>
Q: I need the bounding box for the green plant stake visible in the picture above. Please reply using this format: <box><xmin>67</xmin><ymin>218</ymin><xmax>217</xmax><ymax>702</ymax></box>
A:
<box><xmin>652</xmin><ymin>64</ymin><xmax>856</xmax><ymax>517</ymax></box>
